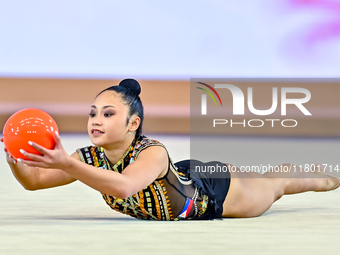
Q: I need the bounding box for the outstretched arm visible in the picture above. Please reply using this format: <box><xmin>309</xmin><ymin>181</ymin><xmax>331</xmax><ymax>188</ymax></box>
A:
<box><xmin>1</xmin><ymin>138</ymin><xmax>77</xmax><ymax>190</ymax></box>
<box><xmin>17</xmin><ymin>133</ymin><xmax>168</xmax><ymax>198</ymax></box>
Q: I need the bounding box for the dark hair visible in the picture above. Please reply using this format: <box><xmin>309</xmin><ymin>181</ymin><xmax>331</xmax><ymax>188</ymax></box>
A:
<box><xmin>97</xmin><ymin>78</ymin><xmax>144</xmax><ymax>138</ymax></box>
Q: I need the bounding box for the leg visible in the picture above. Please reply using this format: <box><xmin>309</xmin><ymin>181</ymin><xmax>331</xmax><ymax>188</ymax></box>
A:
<box><xmin>222</xmin><ymin>164</ymin><xmax>340</xmax><ymax>218</ymax></box>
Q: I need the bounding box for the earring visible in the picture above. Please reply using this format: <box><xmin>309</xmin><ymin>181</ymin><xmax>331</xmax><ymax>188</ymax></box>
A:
<box><xmin>128</xmin><ymin>131</ymin><xmax>132</xmax><ymax>134</ymax></box>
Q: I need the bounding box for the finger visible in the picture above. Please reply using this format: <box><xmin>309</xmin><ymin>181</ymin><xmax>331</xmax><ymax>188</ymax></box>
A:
<box><xmin>17</xmin><ymin>158</ymin><xmax>42</xmax><ymax>168</ymax></box>
<box><xmin>19</xmin><ymin>149</ymin><xmax>45</xmax><ymax>162</ymax></box>
<box><xmin>8</xmin><ymin>154</ymin><xmax>17</xmax><ymax>164</ymax></box>
<box><xmin>54</xmin><ymin>131</ymin><xmax>62</xmax><ymax>148</ymax></box>
<box><xmin>0</xmin><ymin>138</ymin><xmax>3</xmax><ymax>142</ymax></box>
<box><xmin>7</xmin><ymin>153</ymin><xmax>14</xmax><ymax>161</ymax></box>
<box><xmin>28</xmin><ymin>141</ymin><xmax>50</xmax><ymax>155</ymax></box>
<box><xmin>55</xmin><ymin>131</ymin><xmax>60</xmax><ymax>141</ymax></box>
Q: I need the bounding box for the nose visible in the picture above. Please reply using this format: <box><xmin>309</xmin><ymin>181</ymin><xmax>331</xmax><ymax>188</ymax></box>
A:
<box><xmin>91</xmin><ymin>116</ymin><xmax>102</xmax><ymax>126</ymax></box>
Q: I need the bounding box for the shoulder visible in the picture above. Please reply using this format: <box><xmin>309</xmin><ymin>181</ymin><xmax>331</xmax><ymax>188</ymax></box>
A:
<box><xmin>130</xmin><ymin>136</ymin><xmax>169</xmax><ymax>179</ymax></box>
<box><xmin>132</xmin><ymin>135</ymin><xmax>168</xmax><ymax>160</ymax></box>
<box><xmin>135</xmin><ymin>135</ymin><xmax>165</xmax><ymax>150</ymax></box>
<box><xmin>76</xmin><ymin>145</ymin><xmax>103</xmax><ymax>164</ymax></box>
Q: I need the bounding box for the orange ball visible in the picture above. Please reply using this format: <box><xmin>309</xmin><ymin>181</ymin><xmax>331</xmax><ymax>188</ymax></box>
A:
<box><xmin>2</xmin><ymin>108</ymin><xmax>59</xmax><ymax>160</ymax></box>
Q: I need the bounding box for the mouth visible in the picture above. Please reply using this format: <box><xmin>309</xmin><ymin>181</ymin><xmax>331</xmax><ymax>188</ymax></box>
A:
<box><xmin>91</xmin><ymin>129</ymin><xmax>104</xmax><ymax>135</ymax></box>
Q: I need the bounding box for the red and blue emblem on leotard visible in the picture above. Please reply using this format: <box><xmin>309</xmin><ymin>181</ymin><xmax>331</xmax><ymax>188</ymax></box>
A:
<box><xmin>178</xmin><ymin>198</ymin><xmax>194</xmax><ymax>219</ymax></box>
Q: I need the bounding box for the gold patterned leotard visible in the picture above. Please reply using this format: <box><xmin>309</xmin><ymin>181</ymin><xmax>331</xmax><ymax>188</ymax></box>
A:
<box><xmin>77</xmin><ymin>135</ymin><xmax>230</xmax><ymax>220</ymax></box>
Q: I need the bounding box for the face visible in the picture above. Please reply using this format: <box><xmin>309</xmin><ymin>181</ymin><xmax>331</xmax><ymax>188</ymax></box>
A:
<box><xmin>87</xmin><ymin>90</ymin><xmax>131</xmax><ymax>148</ymax></box>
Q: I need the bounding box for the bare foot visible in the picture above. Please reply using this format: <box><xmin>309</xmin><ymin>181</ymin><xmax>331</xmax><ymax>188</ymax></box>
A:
<box><xmin>329</xmin><ymin>178</ymin><xmax>340</xmax><ymax>191</ymax></box>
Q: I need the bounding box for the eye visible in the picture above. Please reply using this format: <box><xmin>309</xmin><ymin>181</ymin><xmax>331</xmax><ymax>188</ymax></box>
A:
<box><xmin>104</xmin><ymin>111</ymin><xmax>114</xmax><ymax>117</ymax></box>
<box><xmin>89</xmin><ymin>111</ymin><xmax>96</xmax><ymax>118</ymax></box>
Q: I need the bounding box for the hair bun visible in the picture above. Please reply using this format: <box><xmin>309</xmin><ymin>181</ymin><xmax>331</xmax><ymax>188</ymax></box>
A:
<box><xmin>119</xmin><ymin>78</ymin><xmax>141</xmax><ymax>96</ymax></box>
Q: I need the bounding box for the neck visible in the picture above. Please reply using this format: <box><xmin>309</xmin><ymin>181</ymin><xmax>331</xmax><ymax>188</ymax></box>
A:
<box><xmin>103</xmin><ymin>136</ymin><xmax>136</xmax><ymax>165</ymax></box>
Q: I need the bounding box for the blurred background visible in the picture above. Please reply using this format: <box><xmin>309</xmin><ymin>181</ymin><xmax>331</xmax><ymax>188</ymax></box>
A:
<box><xmin>0</xmin><ymin>0</ymin><xmax>340</xmax><ymax>137</ymax></box>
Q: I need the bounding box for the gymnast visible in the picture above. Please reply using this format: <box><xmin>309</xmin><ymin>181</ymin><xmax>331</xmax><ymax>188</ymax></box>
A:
<box><xmin>2</xmin><ymin>79</ymin><xmax>339</xmax><ymax>220</ymax></box>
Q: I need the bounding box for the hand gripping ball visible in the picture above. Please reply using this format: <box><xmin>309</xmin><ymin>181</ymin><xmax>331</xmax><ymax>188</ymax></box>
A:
<box><xmin>2</xmin><ymin>108</ymin><xmax>59</xmax><ymax>160</ymax></box>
